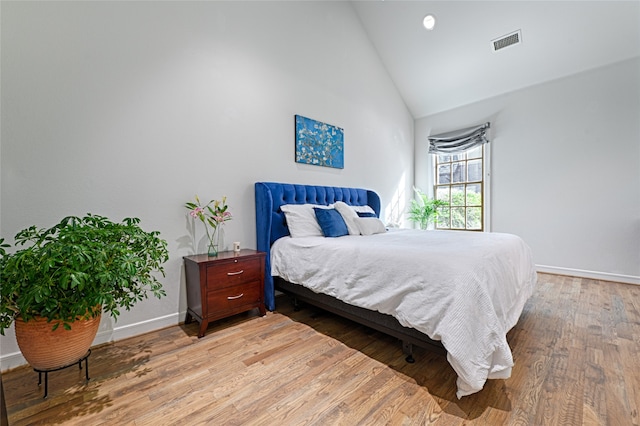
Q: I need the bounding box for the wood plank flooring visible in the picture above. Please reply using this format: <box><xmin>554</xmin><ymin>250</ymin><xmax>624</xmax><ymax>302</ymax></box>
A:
<box><xmin>2</xmin><ymin>273</ymin><xmax>639</xmax><ymax>425</ymax></box>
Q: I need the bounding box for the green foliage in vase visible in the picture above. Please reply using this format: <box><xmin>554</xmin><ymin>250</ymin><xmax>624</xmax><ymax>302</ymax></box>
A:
<box><xmin>407</xmin><ymin>187</ymin><xmax>449</xmax><ymax>230</ymax></box>
<box><xmin>0</xmin><ymin>214</ymin><xmax>169</xmax><ymax>333</ymax></box>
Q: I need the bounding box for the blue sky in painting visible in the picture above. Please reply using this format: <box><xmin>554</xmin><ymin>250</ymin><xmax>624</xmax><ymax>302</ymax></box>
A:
<box><xmin>295</xmin><ymin>115</ymin><xmax>344</xmax><ymax>169</ymax></box>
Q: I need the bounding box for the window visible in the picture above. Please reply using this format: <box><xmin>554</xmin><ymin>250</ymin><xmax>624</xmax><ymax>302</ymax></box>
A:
<box><xmin>434</xmin><ymin>145</ymin><xmax>484</xmax><ymax>231</ymax></box>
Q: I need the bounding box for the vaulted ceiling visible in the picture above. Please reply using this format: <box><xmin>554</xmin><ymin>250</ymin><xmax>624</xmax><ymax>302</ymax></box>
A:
<box><xmin>351</xmin><ymin>1</ymin><xmax>640</xmax><ymax>118</ymax></box>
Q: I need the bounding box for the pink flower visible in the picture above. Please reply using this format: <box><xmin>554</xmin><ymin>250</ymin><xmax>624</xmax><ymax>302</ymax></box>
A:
<box><xmin>185</xmin><ymin>195</ymin><xmax>232</xmax><ymax>251</ymax></box>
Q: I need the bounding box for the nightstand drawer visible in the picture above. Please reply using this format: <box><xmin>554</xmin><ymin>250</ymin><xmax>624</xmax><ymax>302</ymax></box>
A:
<box><xmin>206</xmin><ymin>258</ymin><xmax>262</xmax><ymax>289</ymax></box>
<box><xmin>207</xmin><ymin>281</ymin><xmax>262</xmax><ymax>312</ymax></box>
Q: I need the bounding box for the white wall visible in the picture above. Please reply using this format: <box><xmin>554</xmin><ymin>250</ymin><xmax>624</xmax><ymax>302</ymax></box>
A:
<box><xmin>416</xmin><ymin>58</ymin><xmax>640</xmax><ymax>283</ymax></box>
<box><xmin>0</xmin><ymin>1</ymin><xmax>414</xmax><ymax>370</ymax></box>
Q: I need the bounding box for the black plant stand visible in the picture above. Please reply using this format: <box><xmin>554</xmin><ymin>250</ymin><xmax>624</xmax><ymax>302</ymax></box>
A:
<box><xmin>33</xmin><ymin>349</ymin><xmax>91</xmax><ymax>398</ymax></box>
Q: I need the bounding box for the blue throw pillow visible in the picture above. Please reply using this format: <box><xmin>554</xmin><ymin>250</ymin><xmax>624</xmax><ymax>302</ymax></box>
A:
<box><xmin>357</xmin><ymin>211</ymin><xmax>377</xmax><ymax>218</ymax></box>
<box><xmin>313</xmin><ymin>208</ymin><xmax>349</xmax><ymax>237</ymax></box>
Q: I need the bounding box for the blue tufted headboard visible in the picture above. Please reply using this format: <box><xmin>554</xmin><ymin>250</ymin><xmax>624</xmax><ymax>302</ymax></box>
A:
<box><xmin>255</xmin><ymin>182</ymin><xmax>381</xmax><ymax>310</ymax></box>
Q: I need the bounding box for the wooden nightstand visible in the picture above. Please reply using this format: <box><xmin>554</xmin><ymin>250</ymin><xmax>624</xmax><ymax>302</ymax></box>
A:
<box><xmin>183</xmin><ymin>249</ymin><xmax>266</xmax><ymax>338</ymax></box>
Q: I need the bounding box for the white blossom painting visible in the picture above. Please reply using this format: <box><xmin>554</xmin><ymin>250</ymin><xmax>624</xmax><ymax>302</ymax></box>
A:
<box><xmin>295</xmin><ymin>115</ymin><xmax>344</xmax><ymax>169</ymax></box>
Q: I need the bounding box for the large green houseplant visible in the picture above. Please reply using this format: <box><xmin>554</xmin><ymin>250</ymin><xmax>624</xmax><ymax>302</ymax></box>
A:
<box><xmin>0</xmin><ymin>214</ymin><xmax>169</xmax><ymax>369</ymax></box>
<box><xmin>407</xmin><ymin>187</ymin><xmax>448</xmax><ymax>230</ymax></box>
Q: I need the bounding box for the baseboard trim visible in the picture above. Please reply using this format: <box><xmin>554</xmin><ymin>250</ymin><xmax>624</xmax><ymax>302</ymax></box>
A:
<box><xmin>536</xmin><ymin>264</ymin><xmax>640</xmax><ymax>285</ymax></box>
<box><xmin>1</xmin><ymin>312</ymin><xmax>182</xmax><ymax>372</ymax></box>
<box><xmin>94</xmin><ymin>312</ymin><xmax>180</xmax><ymax>345</ymax></box>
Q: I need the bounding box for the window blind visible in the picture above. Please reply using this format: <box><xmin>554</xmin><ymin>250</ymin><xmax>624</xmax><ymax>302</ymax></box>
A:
<box><xmin>428</xmin><ymin>122</ymin><xmax>490</xmax><ymax>154</ymax></box>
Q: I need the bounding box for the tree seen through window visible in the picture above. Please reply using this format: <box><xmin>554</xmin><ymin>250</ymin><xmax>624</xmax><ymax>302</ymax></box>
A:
<box><xmin>434</xmin><ymin>146</ymin><xmax>484</xmax><ymax>230</ymax></box>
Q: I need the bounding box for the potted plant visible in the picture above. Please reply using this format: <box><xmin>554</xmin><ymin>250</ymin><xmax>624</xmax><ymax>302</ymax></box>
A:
<box><xmin>0</xmin><ymin>214</ymin><xmax>169</xmax><ymax>370</ymax></box>
<box><xmin>407</xmin><ymin>187</ymin><xmax>448</xmax><ymax>230</ymax></box>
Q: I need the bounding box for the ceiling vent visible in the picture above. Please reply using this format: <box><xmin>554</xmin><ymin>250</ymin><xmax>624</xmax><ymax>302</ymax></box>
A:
<box><xmin>491</xmin><ymin>30</ymin><xmax>522</xmax><ymax>52</ymax></box>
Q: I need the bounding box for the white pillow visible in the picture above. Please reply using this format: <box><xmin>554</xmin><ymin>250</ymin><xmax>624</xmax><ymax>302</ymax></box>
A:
<box><xmin>356</xmin><ymin>217</ymin><xmax>386</xmax><ymax>235</ymax></box>
<box><xmin>334</xmin><ymin>201</ymin><xmax>361</xmax><ymax>235</ymax></box>
<box><xmin>351</xmin><ymin>205</ymin><xmax>376</xmax><ymax>215</ymax></box>
<box><xmin>280</xmin><ymin>204</ymin><xmax>331</xmax><ymax>238</ymax></box>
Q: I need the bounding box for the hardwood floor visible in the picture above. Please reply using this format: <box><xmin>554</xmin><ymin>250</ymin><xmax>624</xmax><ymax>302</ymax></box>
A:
<box><xmin>2</xmin><ymin>273</ymin><xmax>639</xmax><ymax>425</ymax></box>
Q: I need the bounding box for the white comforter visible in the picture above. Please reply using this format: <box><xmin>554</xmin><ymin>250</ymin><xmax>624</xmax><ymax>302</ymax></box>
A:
<box><xmin>271</xmin><ymin>229</ymin><xmax>537</xmax><ymax>398</ymax></box>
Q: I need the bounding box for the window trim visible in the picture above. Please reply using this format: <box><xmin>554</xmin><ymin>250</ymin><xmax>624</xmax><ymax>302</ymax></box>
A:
<box><xmin>431</xmin><ymin>144</ymin><xmax>491</xmax><ymax>232</ymax></box>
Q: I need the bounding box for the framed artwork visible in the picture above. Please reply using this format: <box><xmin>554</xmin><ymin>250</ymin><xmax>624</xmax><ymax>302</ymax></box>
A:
<box><xmin>295</xmin><ymin>115</ymin><xmax>344</xmax><ymax>169</ymax></box>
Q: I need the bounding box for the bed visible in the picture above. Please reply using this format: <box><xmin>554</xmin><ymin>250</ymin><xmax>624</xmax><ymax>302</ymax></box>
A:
<box><xmin>255</xmin><ymin>181</ymin><xmax>536</xmax><ymax>398</ymax></box>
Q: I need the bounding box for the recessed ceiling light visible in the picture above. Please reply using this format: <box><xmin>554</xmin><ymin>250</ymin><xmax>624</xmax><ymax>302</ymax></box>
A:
<box><xmin>423</xmin><ymin>14</ymin><xmax>436</xmax><ymax>31</ymax></box>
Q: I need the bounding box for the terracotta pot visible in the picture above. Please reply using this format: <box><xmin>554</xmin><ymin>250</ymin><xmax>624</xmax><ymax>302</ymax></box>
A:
<box><xmin>14</xmin><ymin>313</ymin><xmax>101</xmax><ymax>370</ymax></box>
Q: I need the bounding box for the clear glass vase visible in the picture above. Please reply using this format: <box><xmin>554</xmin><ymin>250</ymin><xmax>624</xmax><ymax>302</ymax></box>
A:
<box><xmin>207</xmin><ymin>228</ymin><xmax>220</xmax><ymax>257</ymax></box>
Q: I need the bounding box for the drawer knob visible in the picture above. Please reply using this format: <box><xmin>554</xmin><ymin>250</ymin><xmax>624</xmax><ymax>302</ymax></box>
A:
<box><xmin>227</xmin><ymin>270</ymin><xmax>244</xmax><ymax>276</ymax></box>
<box><xmin>227</xmin><ymin>293</ymin><xmax>244</xmax><ymax>300</ymax></box>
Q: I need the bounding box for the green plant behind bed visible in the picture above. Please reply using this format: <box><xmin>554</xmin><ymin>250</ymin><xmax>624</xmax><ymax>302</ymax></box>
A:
<box><xmin>407</xmin><ymin>187</ymin><xmax>448</xmax><ymax>230</ymax></box>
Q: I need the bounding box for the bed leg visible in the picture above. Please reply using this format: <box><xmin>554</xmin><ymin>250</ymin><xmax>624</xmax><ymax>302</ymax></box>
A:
<box><xmin>402</xmin><ymin>341</ymin><xmax>415</xmax><ymax>363</ymax></box>
<box><xmin>293</xmin><ymin>297</ymin><xmax>301</xmax><ymax>312</ymax></box>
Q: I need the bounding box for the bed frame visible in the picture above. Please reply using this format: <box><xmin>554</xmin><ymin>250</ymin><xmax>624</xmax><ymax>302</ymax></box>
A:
<box><xmin>255</xmin><ymin>182</ymin><xmax>444</xmax><ymax>361</ymax></box>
